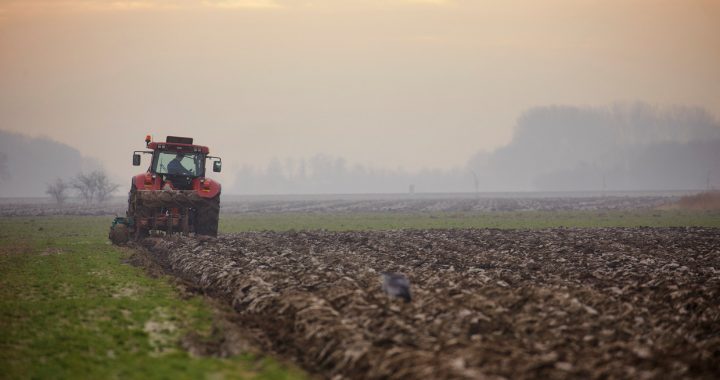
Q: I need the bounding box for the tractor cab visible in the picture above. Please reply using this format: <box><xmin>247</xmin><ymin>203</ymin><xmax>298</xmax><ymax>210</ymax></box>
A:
<box><xmin>133</xmin><ymin>136</ymin><xmax>221</xmax><ymax>190</ymax></box>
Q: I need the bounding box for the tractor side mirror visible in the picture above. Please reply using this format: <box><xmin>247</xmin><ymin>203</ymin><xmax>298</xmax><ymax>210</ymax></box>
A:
<box><xmin>133</xmin><ymin>153</ymin><xmax>141</xmax><ymax>166</ymax></box>
<box><xmin>213</xmin><ymin>161</ymin><xmax>222</xmax><ymax>173</ymax></box>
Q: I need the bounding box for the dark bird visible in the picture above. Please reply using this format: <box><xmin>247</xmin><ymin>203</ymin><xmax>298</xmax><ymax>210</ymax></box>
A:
<box><xmin>381</xmin><ymin>272</ymin><xmax>412</xmax><ymax>303</ymax></box>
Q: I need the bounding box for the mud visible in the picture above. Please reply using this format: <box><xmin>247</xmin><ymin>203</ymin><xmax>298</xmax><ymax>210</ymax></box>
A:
<box><xmin>139</xmin><ymin>228</ymin><xmax>720</xmax><ymax>379</ymax></box>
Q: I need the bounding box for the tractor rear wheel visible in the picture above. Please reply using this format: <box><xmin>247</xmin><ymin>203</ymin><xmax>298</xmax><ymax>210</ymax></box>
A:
<box><xmin>195</xmin><ymin>195</ymin><xmax>219</xmax><ymax>237</ymax></box>
<box><xmin>128</xmin><ymin>185</ymin><xmax>149</xmax><ymax>240</ymax></box>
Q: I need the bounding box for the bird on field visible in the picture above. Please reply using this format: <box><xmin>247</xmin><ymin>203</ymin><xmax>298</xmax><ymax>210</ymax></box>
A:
<box><xmin>381</xmin><ymin>272</ymin><xmax>412</xmax><ymax>303</ymax></box>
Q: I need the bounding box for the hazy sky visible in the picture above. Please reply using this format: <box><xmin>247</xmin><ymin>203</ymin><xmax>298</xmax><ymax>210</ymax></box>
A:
<box><xmin>1</xmin><ymin>0</ymin><xmax>718</xmax><ymax>184</ymax></box>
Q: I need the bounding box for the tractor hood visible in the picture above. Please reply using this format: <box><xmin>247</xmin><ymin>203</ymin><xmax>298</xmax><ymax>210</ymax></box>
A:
<box><xmin>133</xmin><ymin>174</ymin><xmax>221</xmax><ymax>199</ymax></box>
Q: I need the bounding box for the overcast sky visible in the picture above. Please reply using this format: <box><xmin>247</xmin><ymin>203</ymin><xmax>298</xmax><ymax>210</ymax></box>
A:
<box><xmin>1</xmin><ymin>0</ymin><xmax>718</xmax><ymax>184</ymax></box>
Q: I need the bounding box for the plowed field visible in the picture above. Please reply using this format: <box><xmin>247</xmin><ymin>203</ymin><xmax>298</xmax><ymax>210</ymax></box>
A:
<box><xmin>140</xmin><ymin>228</ymin><xmax>720</xmax><ymax>379</ymax></box>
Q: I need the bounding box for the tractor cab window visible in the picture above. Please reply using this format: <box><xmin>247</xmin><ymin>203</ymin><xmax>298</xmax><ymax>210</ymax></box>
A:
<box><xmin>154</xmin><ymin>152</ymin><xmax>204</xmax><ymax>177</ymax></box>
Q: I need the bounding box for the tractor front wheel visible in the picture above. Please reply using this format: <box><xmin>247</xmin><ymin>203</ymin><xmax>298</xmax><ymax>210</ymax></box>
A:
<box><xmin>109</xmin><ymin>223</ymin><xmax>130</xmax><ymax>245</ymax></box>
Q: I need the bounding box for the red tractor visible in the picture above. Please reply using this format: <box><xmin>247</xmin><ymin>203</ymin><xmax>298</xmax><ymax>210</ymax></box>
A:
<box><xmin>109</xmin><ymin>135</ymin><xmax>222</xmax><ymax>244</ymax></box>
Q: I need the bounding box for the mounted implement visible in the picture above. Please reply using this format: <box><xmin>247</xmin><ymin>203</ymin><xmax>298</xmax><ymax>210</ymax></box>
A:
<box><xmin>109</xmin><ymin>135</ymin><xmax>222</xmax><ymax>245</ymax></box>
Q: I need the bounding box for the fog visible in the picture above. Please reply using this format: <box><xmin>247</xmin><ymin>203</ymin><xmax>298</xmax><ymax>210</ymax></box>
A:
<box><xmin>470</xmin><ymin>104</ymin><xmax>720</xmax><ymax>192</ymax></box>
<box><xmin>0</xmin><ymin>130</ymin><xmax>100</xmax><ymax>197</ymax></box>
<box><xmin>233</xmin><ymin>103</ymin><xmax>720</xmax><ymax>194</ymax></box>
<box><xmin>3</xmin><ymin>102</ymin><xmax>716</xmax><ymax>197</ymax></box>
<box><xmin>1</xmin><ymin>1</ymin><xmax>719</xmax><ymax>196</ymax></box>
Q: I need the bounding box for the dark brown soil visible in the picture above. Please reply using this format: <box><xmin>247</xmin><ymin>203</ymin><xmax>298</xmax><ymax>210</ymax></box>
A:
<box><xmin>140</xmin><ymin>228</ymin><xmax>720</xmax><ymax>379</ymax></box>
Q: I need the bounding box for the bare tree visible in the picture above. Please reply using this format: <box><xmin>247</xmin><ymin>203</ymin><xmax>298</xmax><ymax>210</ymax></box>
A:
<box><xmin>91</xmin><ymin>170</ymin><xmax>119</xmax><ymax>203</ymax></box>
<box><xmin>73</xmin><ymin>169</ymin><xmax>118</xmax><ymax>203</ymax></box>
<box><xmin>73</xmin><ymin>172</ymin><xmax>96</xmax><ymax>203</ymax></box>
<box><xmin>46</xmin><ymin>178</ymin><xmax>70</xmax><ymax>204</ymax></box>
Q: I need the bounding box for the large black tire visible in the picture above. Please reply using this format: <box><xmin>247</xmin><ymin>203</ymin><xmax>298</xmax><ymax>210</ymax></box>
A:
<box><xmin>127</xmin><ymin>184</ymin><xmax>138</xmax><ymax>219</ymax></box>
<box><xmin>109</xmin><ymin>224</ymin><xmax>129</xmax><ymax>245</ymax></box>
<box><xmin>195</xmin><ymin>195</ymin><xmax>219</xmax><ymax>237</ymax></box>
<box><xmin>127</xmin><ymin>185</ymin><xmax>149</xmax><ymax>240</ymax></box>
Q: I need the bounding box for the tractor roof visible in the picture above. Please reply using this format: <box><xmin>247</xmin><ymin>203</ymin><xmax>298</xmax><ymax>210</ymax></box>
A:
<box><xmin>148</xmin><ymin>136</ymin><xmax>209</xmax><ymax>154</ymax></box>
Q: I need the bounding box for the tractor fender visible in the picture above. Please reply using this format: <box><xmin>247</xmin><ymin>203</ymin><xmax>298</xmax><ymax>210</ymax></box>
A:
<box><xmin>133</xmin><ymin>173</ymin><xmax>162</xmax><ymax>191</ymax></box>
<box><xmin>192</xmin><ymin>177</ymin><xmax>221</xmax><ymax>199</ymax></box>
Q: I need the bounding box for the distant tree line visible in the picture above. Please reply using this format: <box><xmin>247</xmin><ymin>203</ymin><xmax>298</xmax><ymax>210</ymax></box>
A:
<box><xmin>46</xmin><ymin>169</ymin><xmax>118</xmax><ymax>204</ymax></box>
<box><xmin>0</xmin><ymin>130</ymin><xmax>101</xmax><ymax>197</ymax></box>
<box><xmin>468</xmin><ymin>103</ymin><xmax>720</xmax><ymax>191</ymax></box>
<box><xmin>232</xmin><ymin>103</ymin><xmax>720</xmax><ymax>194</ymax></box>
<box><xmin>233</xmin><ymin>154</ymin><xmax>471</xmax><ymax>194</ymax></box>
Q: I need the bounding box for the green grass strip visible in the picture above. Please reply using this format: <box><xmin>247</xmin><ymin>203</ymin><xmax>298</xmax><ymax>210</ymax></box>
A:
<box><xmin>0</xmin><ymin>216</ymin><xmax>306</xmax><ymax>380</ymax></box>
<box><xmin>220</xmin><ymin>209</ymin><xmax>720</xmax><ymax>232</ymax></box>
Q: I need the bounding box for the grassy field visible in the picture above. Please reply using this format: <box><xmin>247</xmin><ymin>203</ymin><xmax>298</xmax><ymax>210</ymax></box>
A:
<box><xmin>0</xmin><ymin>216</ymin><xmax>307</xmax><ymax>380</ymax></box>
<box><xmin>1</xmin><ymin>209</ymin><xmax>718</xmax><ymax>379</ymax></box>
<box><xmin>220</xmin><ymin>209</ymin><xmax>720</xmax><ymax>232</ymax></box>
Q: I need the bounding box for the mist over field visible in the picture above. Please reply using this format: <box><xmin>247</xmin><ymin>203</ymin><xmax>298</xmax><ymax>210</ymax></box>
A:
<box><xmin>1</xmin><ymin>102</ymin><xmax>717</xmax><ymax>197</ymax></box>
<box><xmin>0</xmin><ymin>130</ymin><xmax>100</xmax><ymax>197</ymax></box>
<box><xmin>231</xmin><ymin>103</ymin><xmax>720</xmax><ymax>194</ymax></box>
<box><xmin>470</xmin><ymin>103</ymin><xmax>720</xmax><ymax>192</ymax></box>
<box><xmin>1</xmin><ymin>0</ymin><xmax>719</xmax><ymax>197</ymax></box>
